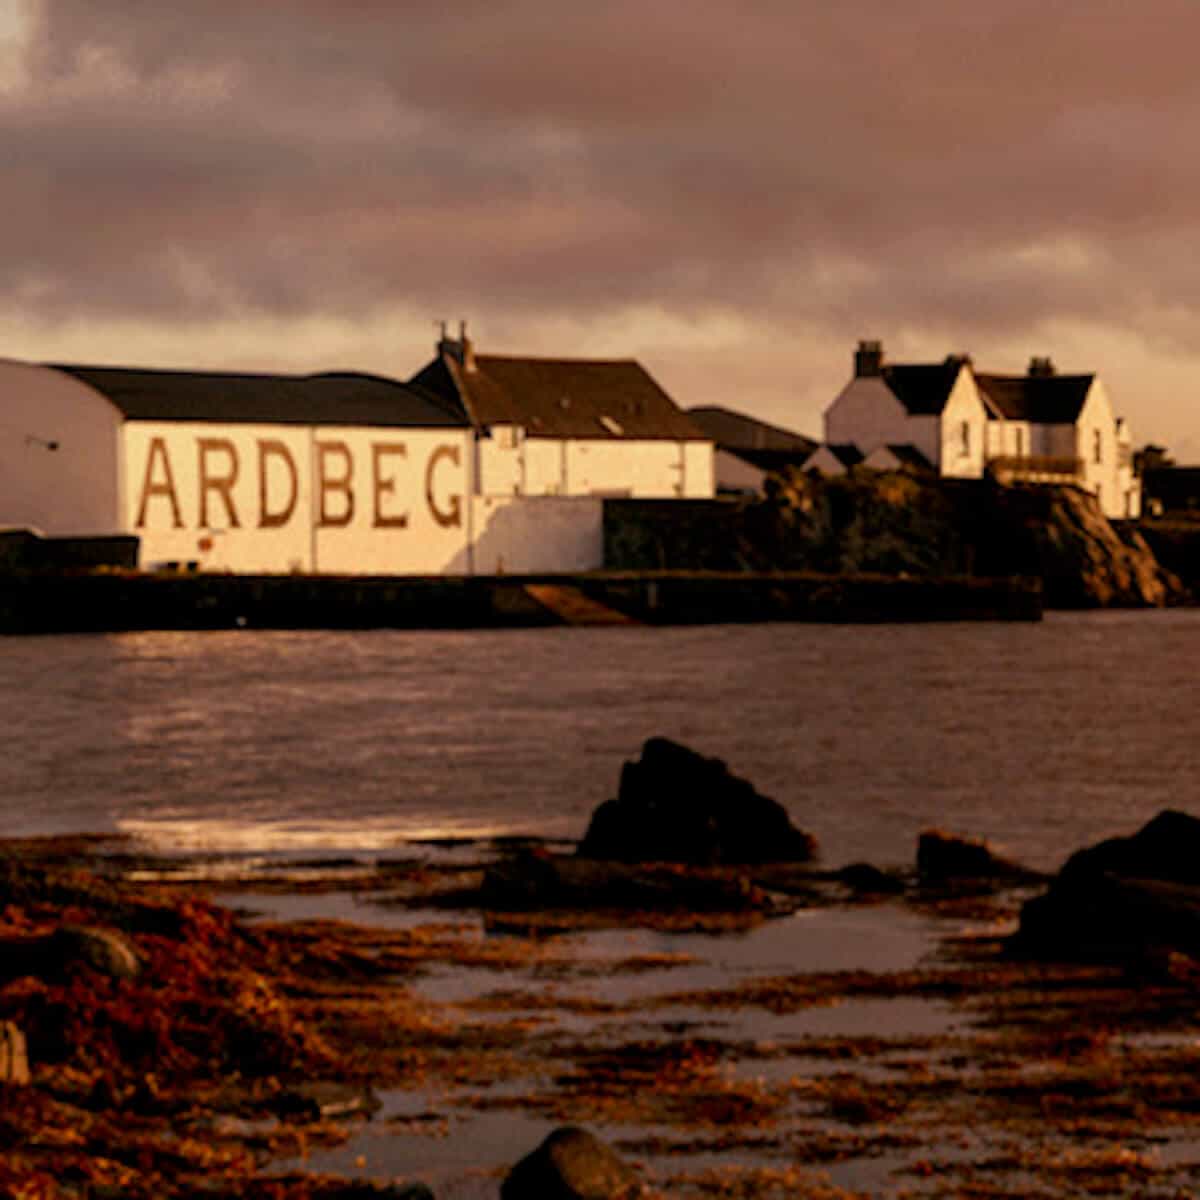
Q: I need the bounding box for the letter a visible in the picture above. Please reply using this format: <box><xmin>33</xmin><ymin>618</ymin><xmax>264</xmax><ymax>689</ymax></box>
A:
<box><xmin>134</xmin><ymin>437</ymin><xmax>184</xmax><ymax>528</ymax></box>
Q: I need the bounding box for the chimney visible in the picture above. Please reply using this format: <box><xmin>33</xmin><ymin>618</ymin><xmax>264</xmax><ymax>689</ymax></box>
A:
<box><xmin>854</xmin><ymin>339</ymin><xmax>884</xmax><ymax>377</ymax></box>
<box><xmin>436</xmin><ymin>318</ymin><xmax>477</xmax><ymax>373</ymax></box>
<box><xmin>944</xmin><ymin>353</ymin><xmax>972</xmax><ymax>369</ymax></box>
<box><xmin>459</xmin><ymin>319</ymin><xmax>476</xmax><ymax>373</ymax></box>
<box><xmin>1028</xmin><ymin>356</ymin><xmax>1055</xmax><ymax>378</ymax></box>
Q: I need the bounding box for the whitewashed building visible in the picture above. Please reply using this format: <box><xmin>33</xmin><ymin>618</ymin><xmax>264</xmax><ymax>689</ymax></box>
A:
<box><xmin>0</xmin><ymin>337</ymin><xmax>714</xmax><ymax>575</ymax></box>
<box><xmin>825</xmin><ymin>342</ymin><xmax>989</xmax><ymax>480</ymax></box>
<box><xmin>0</xmin><ymin>360</ymin><xmax>475</xmax><ymax>574</ymax></box>
<box><xmin>410</xmin><ymin>328</ymin><xmax>713</xmax><ymax>501</ymax></box>
<box><xmin>822</xmin><ymin>342</ymin><xmax>1141</xmax><ymax>518</ymax></box>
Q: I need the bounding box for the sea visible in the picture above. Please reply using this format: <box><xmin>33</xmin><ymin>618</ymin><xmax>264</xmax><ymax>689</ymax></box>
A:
<box><xmin>2</xmin><ymin>609</ymin><xmax>1197</xmax><ymax>873</ymax></box>
<box><xmin>8</xmin><ymin>611</ymin><xmax>1200</xmax><ymax>1197</ymax></box>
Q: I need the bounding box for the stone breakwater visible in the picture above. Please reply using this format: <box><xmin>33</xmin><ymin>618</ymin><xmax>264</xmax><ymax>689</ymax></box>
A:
<box><xmin>0</xmin><ymin>568</ymin><xmax>1042</xmax><ymax>634</ymax></box>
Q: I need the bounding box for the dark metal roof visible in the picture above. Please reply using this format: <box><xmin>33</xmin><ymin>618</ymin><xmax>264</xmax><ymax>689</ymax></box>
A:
<box><xmin>411</xmin><ymin>353</ymin><xmax>707</xmax><ymax>441</ymax></box>
<box><xmin>51</xmin><ymin>365</ymin><xmax>467</xmax><ymax>428</ymax></box>
<box><xmin>974</xmin><ymin>373</ymin><xmax>1095</xmax><ymax>424</ymax></box>
<box><xmin>880</xmin><ymin>362</ymin><xmax>963</xmax><ymax>416</ymax></box>
<box><xmin>687</xmin><ymin>406</ymin><xmax>817</xmax><ymax>455</ymax></box>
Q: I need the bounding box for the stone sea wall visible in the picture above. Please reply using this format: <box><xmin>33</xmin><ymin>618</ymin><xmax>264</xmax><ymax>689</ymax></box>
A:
<box><xmin>0</xmin><ymin>568</ymin><xmax>1041</xmax><ymax>634</ymax></box>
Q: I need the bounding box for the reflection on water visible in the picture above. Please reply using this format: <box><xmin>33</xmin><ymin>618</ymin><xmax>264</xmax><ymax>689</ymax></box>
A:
<box><xmin>2</xmin><ymin>611</ymin><xmax>1199</xmax><ymax>869</ymax></box>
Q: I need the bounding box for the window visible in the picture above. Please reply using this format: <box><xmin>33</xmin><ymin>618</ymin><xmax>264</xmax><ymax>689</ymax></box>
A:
<box><xmin>960</xmin><ymin>420</ymin><xmax>971</xmax><ymax>457</ymax></box>
<box><xmin>1014</xmin><ymin>427</ymin><xmax>1024</xmax><ymax>457</ymax></box>
<box><xmin>1093</xmin><ymin>429</ymin><xmax>1103</xmax><ymax>464</ymax></box>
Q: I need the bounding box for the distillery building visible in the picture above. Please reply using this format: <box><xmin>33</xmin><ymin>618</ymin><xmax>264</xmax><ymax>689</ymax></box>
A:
<box><xmin>0</xmin><ymin>341</ymin><xmax>714</xmax><ymax>575</ymax></box>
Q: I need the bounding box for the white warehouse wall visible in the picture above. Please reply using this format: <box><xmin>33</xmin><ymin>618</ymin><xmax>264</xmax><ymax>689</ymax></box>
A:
<box><xmin>684</xmin><ymin>440</ymin><xmax>715</xmax><ymax>497</ymax></box>
<box><xmin>0</xmin><ymin>362</ymin><xmax>123</xmax><ymax>535</ymax></box>
<box><xmin>465</xmin><ymin>496</ymin><xmax>603</xmax><ymax>574</ymax></box>
<box><xmin>564</xmin><ymin>439</ymin><xmax>687</xmax><ymax>497</ymax></box>
<box><xmin>477</xmin><ymin>436</ymin><xmax>712</xmax><ymax>499</ymax></box>
<box><xmin>125</xmin><ymin>422</ymin><xmax>472</xmax><ymax>574</ymax></box>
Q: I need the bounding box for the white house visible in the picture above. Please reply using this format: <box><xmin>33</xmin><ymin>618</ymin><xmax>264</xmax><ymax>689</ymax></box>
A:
<box><xmin>409</xmin><ymin>327</ymin><xmax>714</xmax><ymax>501</ymax></box>
<box><xmin>974</xmin><ymin>359</ymin><xmax>1140</xmax><ymax>518</ymax></box>
<box><xmin>0</xmin><ymin>360</ymin><xmax>477</xmax><ymax>574</ymax></box>
<box><xmin>822</xmin><ymin>342</ymin><xmax>1141</xmax><ymax>519</ymax></box>
<box><xmin>824</xmin><ymin>341</ymin><xmax>988</xmax><ymax>480</ymax></box>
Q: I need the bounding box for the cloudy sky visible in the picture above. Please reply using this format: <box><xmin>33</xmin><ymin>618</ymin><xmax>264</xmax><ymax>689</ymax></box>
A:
<box><xmin>5</xmin><ymin>0</ymin><xmax>1200</xmax><ymax>454</ymax></box>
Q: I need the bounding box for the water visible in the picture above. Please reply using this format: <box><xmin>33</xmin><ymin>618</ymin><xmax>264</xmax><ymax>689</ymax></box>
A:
<box><xmin>2</xmin><ymin>610</ymin><xmax>1197</xmax><ymax>871</ymax></box>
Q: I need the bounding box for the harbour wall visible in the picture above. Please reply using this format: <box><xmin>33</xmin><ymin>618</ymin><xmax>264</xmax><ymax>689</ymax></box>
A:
<box><xmin>0</xmin><ymin>569</ymin><xmax>1042</xmax><ymax>634</ymax></box>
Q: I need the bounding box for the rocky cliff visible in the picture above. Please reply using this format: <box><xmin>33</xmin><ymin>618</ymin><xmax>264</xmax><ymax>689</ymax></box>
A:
<box><xmin>605</xmin><ymin>474</ymin><xmax>1183</xmax><ymax>609</ymax></box>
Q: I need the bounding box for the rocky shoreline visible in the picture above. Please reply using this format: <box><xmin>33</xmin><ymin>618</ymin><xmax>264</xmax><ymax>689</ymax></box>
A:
<box><xmin>6</xmin><ymin>806</ymin><xmax>1200</xmax><ymax>1199</ymax></box>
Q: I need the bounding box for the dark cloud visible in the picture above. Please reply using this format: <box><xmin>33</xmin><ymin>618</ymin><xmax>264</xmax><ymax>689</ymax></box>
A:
<box><xmin>9</xmin><ymin>0</ymin><xmax>1200</xmax><ymax>367</ymax></box>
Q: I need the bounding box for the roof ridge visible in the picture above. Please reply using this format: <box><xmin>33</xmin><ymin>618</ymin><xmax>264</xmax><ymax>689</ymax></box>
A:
<box><xmin>975</xmin><ymin>370</ymin><xmax>1095</xmax><ymax>382</ymax></box>
<box><xmin>475</xmin><ymin>353</ymin><xmax>640</xmax><ymax>367</ymax></box>
<box><xmin>53</xmin><ymin>362</ymin><xmax>303</xmax><ymax>378</ymax></box>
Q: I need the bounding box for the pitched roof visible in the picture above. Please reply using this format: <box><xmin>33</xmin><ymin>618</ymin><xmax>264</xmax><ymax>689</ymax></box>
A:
<box><xmin>412</xmin><ymin>352</ymin><xmax>707</xmax><ymax>441</ymax></box>
<box><xmin>974</xmin><ymin>373</ymin><xmax>1094</xmax><ymax>424</ymax></box>
<box><xmin>880</xmin><ymin>361</ymin><xmax>964</xmax><ymax>416</ymax></box>
<box><xmin>51</xmin><ymin>365</ymin><xmax>466</xmax><ymax>428</ymax></box>
<box><xmin>687</xmin><ymin>406</ymin><xmax>817</xmax><ymax>455</ymax></box>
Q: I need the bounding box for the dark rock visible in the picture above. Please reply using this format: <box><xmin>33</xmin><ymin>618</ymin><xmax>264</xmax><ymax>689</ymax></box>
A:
<box><xmin>917</xmin><ymin>830</ymin><xmax>1033</xmax><ymax>885</ymax></box>
<box><xmin>0</xmin><ymin>1021</ymin><xmax>29</xmax><ymax>1085</ymax></box>
<box><xmin>0</xmin><ymin>924</ymin><xmax>143</xmax><ymax>984</ymax></box>
<box><xmin>48</xmin><ymin>925</ymin><xmax>142</xmax><ymax>980</ymax></box>
<box><xmin>1013</xmin><ymin>872</ymin><xmax>1200</xmax><ymax>962</ymax></box>
<box><xmin>836</xmin><ymin>862</ymin><xmax>905</xmax><ymax>896</ymax></box>
<box><xmin>1057</xmin><ymin>809</ymin><xmax>1200</xmax><ymax>884</ymax></box>
<box><xmin>482</xmin><ymin>850</ymin><xmax>787</xmax><ymax>913</ymax></box>
<box><xmin>1011</xmin><ymin>811</ymin><xmax>1200</xmax><ymax>961</ymax></box>
<box><xmin>502</xmin><ymin>1125</ymin><xmax>641</xmax><ymax>1200</ymax></box>
<box><xmin>577</xmin><ymin>737</ymin><xmax>816</xmax><ymax>865</ymax></box>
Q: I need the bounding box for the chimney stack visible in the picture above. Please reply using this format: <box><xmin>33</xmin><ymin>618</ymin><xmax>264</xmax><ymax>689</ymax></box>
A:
<box><xmin>459</xmin><ymin>320</ymin><xmax>476</xmax><ymax>373</ymax></box>
<box><xmin>436</xmin><ymin>318</ymin><xmax>477</xmax><ymax>372</ymax></box>
<box><xmin>854</xmin><ymin>339</ymin><xmax>884</xmax><ymax>377</ymax></box>
<box><xmin>1027</xmin><ymin>356</ymin><xmax>1055</xmax><ymax>378</ymax></box>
